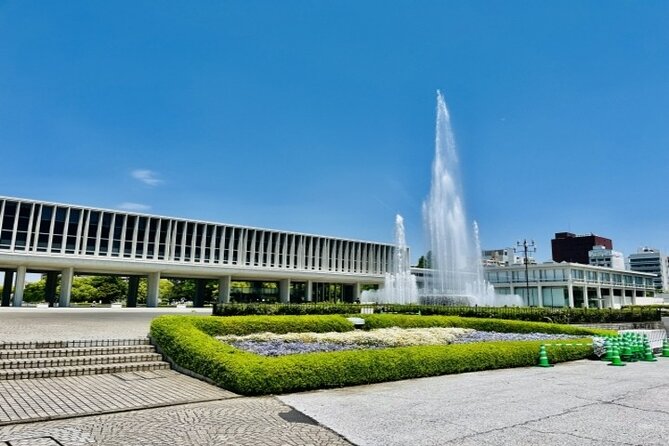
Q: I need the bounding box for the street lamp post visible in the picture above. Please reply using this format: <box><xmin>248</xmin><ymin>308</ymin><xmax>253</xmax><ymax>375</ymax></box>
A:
<box><xmin>515</xmin><ymin>239</ymin><xmax>536</xmax><ymax>305</ymax></box>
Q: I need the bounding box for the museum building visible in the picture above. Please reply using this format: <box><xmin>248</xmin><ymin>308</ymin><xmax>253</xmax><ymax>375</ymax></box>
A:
<box><xmin>0</xmin><ymin>196</ymin><xmax>396</xmax><ymax>307</ymax></box>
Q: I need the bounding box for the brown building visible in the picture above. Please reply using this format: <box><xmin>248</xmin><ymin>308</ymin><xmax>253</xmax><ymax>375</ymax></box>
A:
<box><xmin>551</xmin><ymin>232</ymin><xmax>613</xmax><ymax>265</ymax></box>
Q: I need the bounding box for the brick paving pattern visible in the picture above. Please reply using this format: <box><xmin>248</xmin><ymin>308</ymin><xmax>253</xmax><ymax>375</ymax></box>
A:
<box><xmin>0</xmin><ymin>398</ymin><xmax>352</xmax><ymax>446</ymax></box>
<box><xmin>0</xmin><ymin>370</ymin><xmax>235</xmax><ymax>425</ymax></box>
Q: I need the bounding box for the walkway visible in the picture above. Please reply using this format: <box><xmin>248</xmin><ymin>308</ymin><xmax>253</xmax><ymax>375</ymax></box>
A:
<box><xmin>1</xmin><ymin>308</ymin><xmax>668</xmax><ymax>445</ymax></box>
<box><xmin>0</xmin><ymin>307</ymin><xmax>211</xmax><ymax>341</ymax></box>
<box><xmin>280</xmin><ymin>359</ymin><xmax>669</xmax><ymax>445</ymax></box>
<box><xmin>0</xmin><ymin>308</ymin><xmax>351</xmax><ymax>445</ymax></box>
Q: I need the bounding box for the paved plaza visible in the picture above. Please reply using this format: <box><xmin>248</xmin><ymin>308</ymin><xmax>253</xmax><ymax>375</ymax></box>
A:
<box><xmin>0</xmin><ymin>398</ymin><xmax>351</xmax><ymax>446</ymax></box>
<box><xmin>281</xmin><ymin>359</ymin><xmax>669</xmax><ymax>446</ymax></box>
<box><xmin>0</xmin><ymin>307</ymin><xmax>211</xmax><ymax>341</ymax></box>
<box><xmin>0</xmin><ymin>308</ymin><xmax>668</xmax><ymax>445</ymax></box>
<box><xmin>0</xmin><ymin>370</ymin><xmax>234</xmax><ymax>425</ymax></box>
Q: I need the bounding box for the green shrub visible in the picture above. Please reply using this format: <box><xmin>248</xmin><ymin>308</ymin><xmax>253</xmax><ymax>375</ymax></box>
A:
<box><xmin>151</xmin><ymin>314</ymin><xmax>601</xmax><ymax>396</ymax></box>
<box><xmin>190</xmin><ymin>314</ymin><xmax>355</xmax><ymax>336</ymax></box>
<box><xmin>360</xmin><ymin>314</ymin><xmax>614</xmax><ymax>336</ymax></box>
<box><xmin>214</xmin><ymin>303</ymin><xmax>661</xmax><ymax>323</ymax></box>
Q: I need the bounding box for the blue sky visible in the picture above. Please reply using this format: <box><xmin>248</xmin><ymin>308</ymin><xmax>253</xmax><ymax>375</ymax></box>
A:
<box><xmin>1</xmin><ymin>1</ymin><xmax>668</xmax><ymax>262</ymax></box>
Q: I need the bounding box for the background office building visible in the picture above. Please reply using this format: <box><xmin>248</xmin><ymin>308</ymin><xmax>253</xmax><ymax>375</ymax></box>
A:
<box><xmin>551</xmin><ymin>232</ymin><xmax>613</xmax><ymax>264</ymax></box>
<box><xmin>0</xmin><ymin>197</ymin><xmax>397</xmax><ymax>307</ymax></box>
<box><xmin>628</xmin><ymin>247</ymin><xmax>668</xmax><ymax>291</ymax></box>
<box><xmin>485</xmin><ymin>262</ymin><xmax>656</xmax><ymax>308</ymax></box>
<box><xmin>588</xmin><ymin>245</ymin><xmax>625</xmax><ymax>270</ymax></box>
<box><xmin>481</xmin><ymin>248</ymin><xmax>525</xmax><ymax>267</ymax></box>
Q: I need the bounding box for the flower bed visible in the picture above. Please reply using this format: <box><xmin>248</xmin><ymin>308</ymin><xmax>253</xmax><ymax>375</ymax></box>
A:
<box><xmin>217</xmin><ymin>327</ymin><xmax>472</xmax><ymax>347</ymax></box>
<box><xmin>150</xmin><ymin>314</ymin><xmax>613</xmax><ymax>395</ymax></box>
<box><xmin>218</xmin><ymin>327</ymin><xmax>583</xmax><ymax>356</ymax></box>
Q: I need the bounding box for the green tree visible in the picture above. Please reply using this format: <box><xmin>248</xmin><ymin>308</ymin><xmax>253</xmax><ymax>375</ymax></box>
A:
<box><xmin>23</xmin><ymin>279</ymin><xmax>46</xmax><ymax>303</ymax></box>
<box><xmin>416</xmin><ymin>251</ymin><xmax>433</xmax><ymax>269</ymax></box>
<box><xmin>90</xmin><ymin>276</ymin><xmax>127</xmax><ymax>304</ymax></box>
<box><xmin>136</xmin><ymin>278</ymin><xmax>173</xmax><ymax>305</ymax></box>
<box><xmin>70</xmin><ymin>278</ymin><xmax>101</xmax><ymax>303</ymax></box>
<box><xmin>168</xmin><ymin>279</ymin><xmax>196</xmax><ymax>302</ymax></box>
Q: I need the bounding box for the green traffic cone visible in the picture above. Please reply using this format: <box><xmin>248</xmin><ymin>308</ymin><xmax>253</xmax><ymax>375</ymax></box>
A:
<box><xmin>620</xmin><ymin>342</ymin><xmax>632</xmax><ymax>362</ymax></box>
<box><xmin>630</xmin><ymin>339</ymin><xmax>640</xmax><ymax>362</ymax></box>
<box><xmin>641</xmin><ymin>342</ymin><xmax>657</xmax><ymax>362</ymax></box>
<box><xmin>537</xmin><ymin>345</ymin><xmax>553</xmax><ymax>368</ymax></box>
<box><xmin>608</xmin><ymin>346</ymin><xmax>626</xmax><ymax>367</ymax></box>
<box><xmin>662</xmin><ymin>339</ymin><xmax>669</xmax><ymax>358</ymax></box>
<box><xmin>602</xmin><ymin>339</ymin><xmax>613</xmax><ymax>362</ymax></box>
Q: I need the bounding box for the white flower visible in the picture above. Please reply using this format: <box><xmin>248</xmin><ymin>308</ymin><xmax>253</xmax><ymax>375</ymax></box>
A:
<box><xmin>217</xmin><ymin>327</ymin><xmax>474</xmax><ymax>348</ymax></box>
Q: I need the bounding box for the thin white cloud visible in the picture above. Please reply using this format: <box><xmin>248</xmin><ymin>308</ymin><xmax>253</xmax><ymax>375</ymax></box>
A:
<box><xmin>131</xmin><ymin>169</ymin><xmax>163</xmax><ymax>186</ymax></box>
<box><xmin>117</xmin><ymin>202</ymin><xmax>151</xmax><ymax>212</ymax></box>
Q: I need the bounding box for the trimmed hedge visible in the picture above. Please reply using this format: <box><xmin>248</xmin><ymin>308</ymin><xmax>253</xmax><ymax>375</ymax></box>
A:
<box><xmin>214</xmin><ymin>303</ymin><xmax>661</xmax><ymax>323</ymax></box>
<box><xmin>361</xmin><ymin>315</ymin><xmax>614</xmax><ymax>336</ymax></box>
<box><xmin>150</xmin><ymin>315</ymin><xmax>607</xmax><ymax>395</ymax></box>
<box><xmin>188</xmin><ymin>315</ymin><xmax>355</xmax><ymax>336</ymax></box>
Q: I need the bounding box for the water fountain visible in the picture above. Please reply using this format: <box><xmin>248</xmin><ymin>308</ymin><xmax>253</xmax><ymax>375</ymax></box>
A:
<box><xmin>420</xmin><ymin>91</ymin><xmax>507</xmax><ymax>305</ymax></box>
<box><xmin>369</xmin><ymin>91</ymin><xmax>520</xmax><ymax>306</ymax></box>
<box><xmin>384</xmin><ymin>214</ymin><xmax>419</xmax><ymax>304</ymax></box>
<box><xmin>361</xmin><ymin>214</ymin><xmax>419</xmax><ymax>305</ymax></box>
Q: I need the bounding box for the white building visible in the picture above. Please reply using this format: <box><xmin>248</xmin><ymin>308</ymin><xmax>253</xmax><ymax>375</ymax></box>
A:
<box><xmin>588</xmin><ymin>245</ymin><xmax>625</xmax><ymax>270</ymax></box>
<box><xmin>482</xmin><ymin>248</ymin><xmax>518</xmax><ymax>266</ymax></box>
<box><xmin>484</xmin><ymin>262</ymin><xmax>656</xmax><ymax>308</ymax></box>
<box><xmin>628</xmin><ymin>247</ymin><xmax>668</xmax><ymax>291</ymax></box>
<box><xmin>0</xmin><ymin>196</ymin><xmax>397</xmax><ymax>307</ymax></box>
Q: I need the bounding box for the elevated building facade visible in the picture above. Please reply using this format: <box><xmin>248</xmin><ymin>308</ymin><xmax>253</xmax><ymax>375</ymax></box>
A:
<box><xmin>485</xmin><ymin>262</ymin><xmax>655</xmax><ymax>308</ymax></box>
<box><xmin>0</xmin><ymin>197</ymin><xmax>397</xmax><ymax>307</ymax></box>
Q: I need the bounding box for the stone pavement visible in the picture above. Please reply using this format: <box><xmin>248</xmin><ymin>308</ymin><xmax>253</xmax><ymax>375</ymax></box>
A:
<box><xmin>0</xmin><ymin>369</ymin><xmax>234</xmax><ymax>425</ymax></box>
<box><xmin>280</xmin><ymin>359</ymin><xmax>669</xmax><ymax>446</ymax></box>
<box><xmin>0</xmin><ymin>307</ymin><xmax>211</xmax><ymax>342</ymax></box>
<box><xmin>0</xmin><ymin>398</ymin><xmax>351</xmax><ymax>446</ymax></box>
<box><xmin>0</xmin><ymin>308</ymin><xmax>352</xmax><ymax>445</ymax></box>
<box><xmin>2</xmin><ymin>308</ymin><xmax>668</xmax><ymax>445</ymax></box>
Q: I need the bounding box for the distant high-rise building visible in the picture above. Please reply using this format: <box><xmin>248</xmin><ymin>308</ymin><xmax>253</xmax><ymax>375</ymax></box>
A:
<box><xmin>551</xmin><ymin>232</ymin><xmax>613</xmax><ymax>265</ymax></box>
<box><xmin>628</xmin><ymin>247</ymin><xmax>668</xmax><ymax>291</ymax></box>
<box><xmin>588</xmin><ymin>245</ymin><xmax>625</xmax><ymax>270</ymax></box>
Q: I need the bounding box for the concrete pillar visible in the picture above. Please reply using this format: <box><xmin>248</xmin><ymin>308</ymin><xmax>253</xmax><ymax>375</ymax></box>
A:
<box><xmin>596</xmin><ymin>286</ymin><xmax>603</xmax><ymax>309</ymax></box>
<box><xmin>59</xmin><ymin>267</ymin><xmax>73</xmax><ymax>307</ymax></box>
<box><xmin>352</xmin><ymin>283</ymin><xmax>361</xmax><ymax>302</ymax></box>
<box><xmin>194</xmin><ymin>279</ymin><xmax>206</xmax><ymax>307</ymax></box>
<box><xmin>218</xmin><ymin>276</ymin><xmax>231</xmax><ymax>303</ymax></box>
<box><xmin>45</xmin><ymin>271</ymin><xmax>58</xmax><ymax>307</ymax></box>
<box><xmin>537</xmin><ymin>286</ymin><xmax>543</xmax><ymax>308</ymax></box>
<box><xmin>567</xmin><ymin>284</ymin><xmax>574</xmax><ymax>308</ymax></box>
<box><xmin>583</xmin><ymin>286</ymin><xmax>589</xmax><ymax>308</ymax></box>
<box><xmin>279</xmin><ymin>279</ymin><xmax>290</xmax><ymax>303</ymax></box>
<box><xmin>2</xmin><ymin>270</ymin><xmax>14</xmax><ymax>307</ymax></box>
<box><xmin>147</xmin><ymin>272</ymin><xmax>160</xmax><ymax>307</ymax></box>
<box><xmin>305</xmin><ymin>280</ymin><xmax>313</xmax><ymax>302</ymax></box>
<box><xmin>127</xmin><ymin>276</ymin><xmax>139</xmax><ymax>307</ymax></box>
<box><xmin>13</xmin><ymin>266</ymin><xmax>26</xmax><ymax>307</ymax></box>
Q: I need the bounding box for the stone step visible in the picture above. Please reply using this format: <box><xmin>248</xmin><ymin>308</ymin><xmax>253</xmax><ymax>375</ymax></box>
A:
<box><xmin>0</xmin><ymin>361</ymin><xmax>170</xmax><ymax>380</ymax></box>
<box><xmin>0</xmin><ymin>353</ymin><xmax>163</xmax><ymax>370</ymax></box>
<box><xmin>0</xmin><ymin>344</ymin><xmax>156</xmax><ymax>360</ymax></box>
<box><xmin>0</xmin><ymin>338</ymin><xmax>150</xmax><ymax>350</ymax></box>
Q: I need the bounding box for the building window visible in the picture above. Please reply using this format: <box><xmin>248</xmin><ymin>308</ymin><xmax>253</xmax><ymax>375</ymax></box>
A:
<box><xmin>542</xmin><ymin>287</ymin><xmax>568</xmax><ymax>308</ymax></box>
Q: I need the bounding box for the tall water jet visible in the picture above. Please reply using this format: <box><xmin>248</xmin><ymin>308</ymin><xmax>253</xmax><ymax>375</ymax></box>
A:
<box><xmin>421</xmin><ymin>91</ymin><xmax>497</xmax><ymax>305</ymax></box>
<box><xmin>360</xmin><ymin>214</ymin><xmax>418</xmax><ymax>304</ymax></box>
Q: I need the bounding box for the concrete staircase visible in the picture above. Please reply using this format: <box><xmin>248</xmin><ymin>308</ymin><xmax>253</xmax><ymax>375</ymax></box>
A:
<box><xmin>0</xmin><ymin>338</ymin><xmax>169</xmax><ymax>380</ymax></box>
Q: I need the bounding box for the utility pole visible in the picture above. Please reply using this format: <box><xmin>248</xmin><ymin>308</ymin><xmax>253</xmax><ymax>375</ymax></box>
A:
<box><xmin>515</xmin><ymin>239</ymin><xmax>536</xmax><ymax>304</ymax></box>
